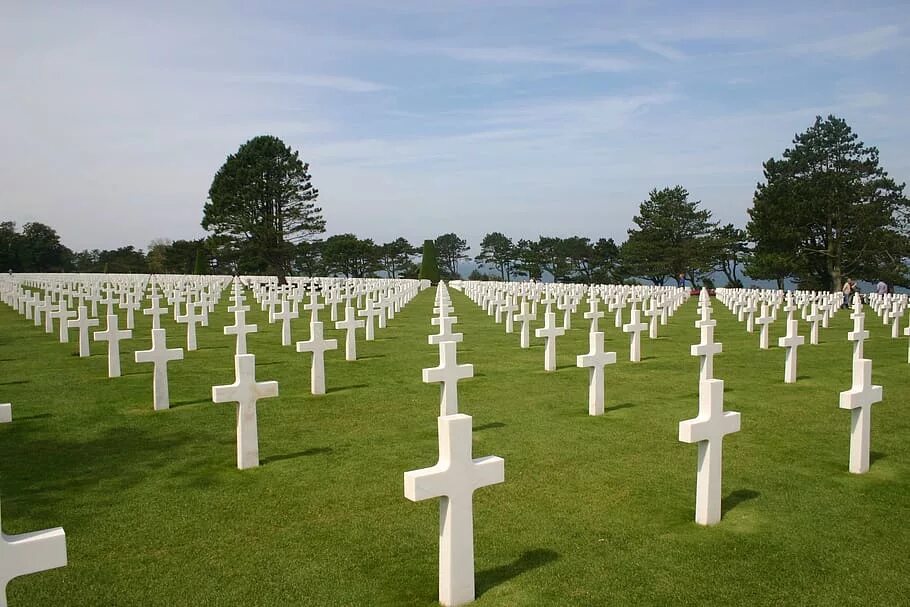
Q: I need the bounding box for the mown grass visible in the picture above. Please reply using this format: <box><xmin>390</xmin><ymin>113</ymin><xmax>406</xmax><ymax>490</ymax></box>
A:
<box><xmin>0</xmin><ymin>286</ymin><xmax>908</xmax><ymax>606</ymax></box>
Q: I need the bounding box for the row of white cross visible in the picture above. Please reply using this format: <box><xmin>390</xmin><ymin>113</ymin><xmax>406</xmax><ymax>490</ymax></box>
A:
<box><xmin>0</xmin><ymin>273</ymin><xmax>430</xmax><ymax>605</ymax></box>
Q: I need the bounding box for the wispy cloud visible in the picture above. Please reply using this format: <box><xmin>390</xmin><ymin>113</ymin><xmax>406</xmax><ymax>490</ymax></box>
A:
<box><xmin>220</xmin><ymin>72</ymin><xmax>390</xmax><ymax>93</ymax></box>
<box><xmin>789</xmin><ymin>25</ymin><xmax>905</xmax><ymax>59</ymax></box>
<box><xmin>432</xmin><ymin>44</ymin><xmax>637</xmax><ymax>72</ymax></box>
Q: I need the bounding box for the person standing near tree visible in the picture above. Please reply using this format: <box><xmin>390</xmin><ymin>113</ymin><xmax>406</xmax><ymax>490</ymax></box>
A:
<box><xmin>841</xmin><ymin>278</ymin><xmax>854</xmax><ymax>308</ymax></box>
<box><xmin>876</xmin><ymin>279</ymin><xmax>888</xmax><ymax>295</ymax></box>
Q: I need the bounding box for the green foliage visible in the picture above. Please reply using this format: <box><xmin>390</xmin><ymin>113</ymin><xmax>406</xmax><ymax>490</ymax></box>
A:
<box><xmin>418</xmin><ymin>239</ymin><xmax>441</xmax><ymax>283</ymax></box>
<box><xmin>379</xmin><ymin>237</ymin><xmax>418</xmax><ymax>279</ymax></box>
<box><xmin>622</xmin><ymin>186</ymin><xmax>716</xmax><ymax>285</ymax></box>
<box><xmin>193</xmin><ymin>248</ymin><xmax>207</xmax><ymax>275</ymax></box>
<box><xmin>748</xmin><ymin>115</ymin><xmax>909</xmax><ymax>289</ymax></box>
<box><xmin>294</xmin><ymin>240</ymin><xmax>324</xmax><ymax>277</ymax></box>
<box><xmin>321</xmin><ymin>234</ymin><xmax>380</xmax><ymax>278</ymax></box>
<box><xmin>475</xmin><ymin>232</ymin><xmax>517</xmax><ymax>280</ymax></box>
<box><xmin>703</xmin><ymin>224</ymin><xmax>749</xmax><ymax>285</ymax></box>
<box><xmin>434</xmin><ymin>233</ymin><xmax>469</xmax><ymax>279</ymax></box>
<box><xmin>202</xmin><ymin>135</ymin><xmax>325</xmax><ymax>281</ymax></box>
<box><xmin>7</xmin><ymin>222</ymin><xmax>73</xmax><ymax>272</ymax></box>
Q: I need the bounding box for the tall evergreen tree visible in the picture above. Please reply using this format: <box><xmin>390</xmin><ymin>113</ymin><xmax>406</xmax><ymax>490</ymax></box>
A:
<box><xmin>748</xmin><ymin>115</ymin><xmax>909</xmax><ymax>290</ymax></box>
<box><xmin>202</xmin><ymin>135</ymin><xmax>325</xmax><ymax>282</ymax></box>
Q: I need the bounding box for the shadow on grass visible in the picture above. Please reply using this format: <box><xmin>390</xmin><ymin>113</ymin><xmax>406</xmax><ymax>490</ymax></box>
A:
<box><xmin>122</xmin><ymin>369</ymin><xmax>152</xmax><ymax>377</ymax></box>
<box><xmin>262</xmin><ymin>447</ymin><xmax>333</xmax><ymax>465</ymax></box>
<box><xmin>356</xmin><ymin>354</ymin><xmax>386</xmax><ymax>360</ymax></box>
<box><xmin>721</xmin><ymin>489</ymin><xmax>760</xmax><ymax>516</ymax></box>
<box><xmin>1</xmin><ymin>425</ymin><xmax>193</xmax><ymax>529</ymax></box>
<box><xmin>173</xmin><ymin>397</ymin><xmax>211</xmax><ymax>407</ymax></box>
<box><xmin>476</xmin><ymin>548</ymin><xmax>560</xmax><ymax>596</ymax></box>
<box><xmin>0</xmin><ymin>379</ymin><xmax>29</xmax><ymax>386</ymax></box>
<box><xmin>604</xmin><ymin>402</ymin><xmax>635</xmax><ymax>413</ymax></box>
<box><xmin>14</xmin><ymin>413</ymin><xmax>53</xmax><ymax>421</ymax></box>
<box><xmin>474</xmin><ymin>422</ymin><xmax>506</xmax><ymax>432</ymax></box>
<box><xmin>326</xmin><ymin>384</ymin><xmax>369</xmax><ymax>394</ymax></box>
<box><xmin>870</xmin><ymin>451</ymin><xmax>886</xmax><ymax>464</ymax></box>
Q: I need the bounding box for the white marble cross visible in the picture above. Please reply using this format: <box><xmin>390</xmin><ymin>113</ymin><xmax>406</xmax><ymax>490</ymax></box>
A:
<box><xmin>423</xmin><ymin>341</ymin><xmax>474</xmax><ymax>416</ymax></box>
<box><xmin>335</xmin><ymin>306</ymin><xmax>364</xmax><ymax>361</ymax></box>
<box><xmin>678</xmin><ymin>379</ymin><xmax>741</xmax><ymax>525</ymax></box>
<box><xmin>304</xmin><ymin>284</ymin><xmax>325</xmax><ymax>323</ymax></box>
<box><xmin>513</xmin><ymin>299</ymin><xmax>535</xmax><ymax>349</ymax></box>
<box><xmin>847</xmin><ymin>295</ymin><xmax>869</xmax><ymax>362</ymax></box>
<box><xmin>755</xmin><ymin>303</ymin><xmax>773</xmax><ymax>350</ymax></box>
<box><xmin>622</xmin><ymin>303</ymin><xmax>648</xmax><ymax>363</ymax></box>
<box><xmin>143</xmin><ymin>294</ymin><xmax>168</xmax><ymax>330</ymax></box>
<box><xmin>295</xmin><ymin>321</ymin><xmax>338</xmax><ymax>395</ymax></box>
<box><xmin>806</xmin><ymin>304</ymin><xmax>824</xmax><ymax>345</ymax></box>
<box><xmin>838</xmin><ymin>359</ymin><xmax>882</xmax><ymax>474</ymax></box>
<box><xmin>212</xmin><ymin>354</ymin><xmax>279</xmax><ymax>470</ymax></box>
<box><xmin>576</xmin><ymin>331</ymin><xmax>616</xmax><ymax>415</ymax></box>
<box><xmin>176</xmin><ymin>302</ymin><xmax>203</xmax><ymax>351</ymax></box>
<box><xmin>645</xmin><ymin>296</ymin><xmax>660</xmax><ymax>339</ymax></box>
<box><xmin>224</xmin><ymin>308</ymin><xmax>258</xmax><ymax>356</ymax></box>
<box><xmin>535</xmin><ymin>310</ymin><xmax>566</xmax><ymax>372</ymax></box>
<box><xmin>134</xmin><ymin>328</ymin><xmax>184</xmax><ymax>410</ymax></box>
<box><xmin>93</xmin><ymin>314</ymin><xmax>132</xmax><ymax>378</ymax></box>
<box><xmin>429</xmin><ymin>316</ymin><xmax>463</xmax><ymax>346</ymax></box>
<box><xmin>51</xmin><ymin>304</ymin><xmax>76</xmax><ymax>343</ymax></box>
<box><xmin>583</xmin><ymin>296</ymin><xmax>604</xmax><ymax>333</ymax></box>
<box><xmin>271</xmin><ymin>298</ymin><xmax>298</xmax><ymax>346</ymax></box>
<box><xmin>0</xmin><ymin>498</ymin><xmax>67</xmax><ymax>607</ymax></box>
<box><xmin>691</xmin><ymin>320</ymin><xmax>722</xmax><ymax>382</ymax></box>
<box><xmin>500</xmin><ymin>296</ymin><xmax>517</xmax><ymax>334</ymax></box>
<box><xmin>67</xmin><ymin>305</ymin><xmax>98</xmax><ymax>357</ymax></box>
<box><xmin>778</xmin><ymin>318</ymin><xmax>804</xmax><ymax>384</ymax></box>
<box><xmin>358</xmin><ymin>298</ymin><xmax>380</xmax><ymax>341</ymax></box>
<box><xmin>404</xmin><ymin>414</ymin><xmax>504</xmax><ymax>607</ymax></box>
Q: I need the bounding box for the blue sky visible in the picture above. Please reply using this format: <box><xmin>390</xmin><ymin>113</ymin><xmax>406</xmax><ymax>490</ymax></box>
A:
<box><xmin>2</xmin><ymin>0</ymin><xmax>908</xmax><ymax>254</ymax></box>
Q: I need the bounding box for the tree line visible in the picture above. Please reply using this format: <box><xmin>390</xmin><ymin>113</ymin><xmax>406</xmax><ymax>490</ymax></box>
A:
<box><xmin>4</xmin><ymin>116</ymin><xmax>907</xmax><ymax>289</ymax></box>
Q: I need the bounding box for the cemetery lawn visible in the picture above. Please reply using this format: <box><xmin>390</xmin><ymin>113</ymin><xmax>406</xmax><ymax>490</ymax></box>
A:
<box><xmin>2</xmin><ymin>288</ymin><xmax>909</xmax><ymax>607</ymax></box>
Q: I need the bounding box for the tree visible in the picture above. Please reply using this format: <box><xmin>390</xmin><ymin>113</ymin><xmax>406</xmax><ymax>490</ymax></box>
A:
<box><xmin>434</xmin><ymin>233</ymin><xmax>469</xmax><ymax>279</ymax></box>
<box><xmin>705</xmin><ymin>224</ymin><xmax>748</xmax><ymax>286</ymax></box>
<box><xmin>321</xmin><ymin>234</ymin><xmax>380</xmax><ymax>278</ymax></box>
<box><xmin>623</xmin><ymin>186</ymin><xmax>716</xmax><ymax>285</ymax></box>
<box><xmin>97</xmin><ymin>246</ymin><xmax>148</xmax><ymax>273</ymax></box>
<box><xmin>147</xmin><ymin>238</ymin><xmax>172</xmax><ymax>273</ymax></box>
<box><xmin>379</xmin><ymin>237</ymin><xmax>418</xmax><ymax>278</ymax></box>
<box><xmin>748</xmin><ymin>115</ymin><xmax>909</xmax><ymax>290</ymax></box>
<box><xmin>0</xmin><ymin>222</ymin><xmax>22</xmax><ymax>271</ymax></box>
<box><xmin>294</xmin><ymin>240</ymin><xmax>324</xmax><ymax>276</ymax></box>
<box><xmin>202</xmin><ymin>135</ymin><xmax>325</xmax><ymax>283</ymax></box>
<box><xmin>474</xmin><ymin>232</ymin><xmax>516</xmax><ymax>280</ymax></box>
<box><xmin>419</xmin><ymin>239</ymin><xmax>441</xmax><ymax>284</ymax></box>
<box><xmin>19</xmin><ymin>222</ymin><xmax>72</xmax><ymax>271</ymax></box>
<box><xmin>514</xmin><ymin>239</ymin><xmax>545</xmax><ymax>281</ymax></box>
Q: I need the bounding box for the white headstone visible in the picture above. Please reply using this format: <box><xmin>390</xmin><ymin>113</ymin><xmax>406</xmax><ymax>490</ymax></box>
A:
<box><xmin>838</xmin><ymin>359</ymin><xmax>882</xmax><ymax>474</ymax></box>
<box><xmin>67</xmin><ymin>305</ymin><xmax>99</xmax><ymax>358</ymax></box>
<box><xmin>678</xmin><ymin>379</ymin><xmax>740</xmax><ymax>525</ymax></box>
<box><xmin>295</xmin><ymin>321</ymin><xmax>338</xmax><ymax>395</ymax></box>
<box><xmin>335</xmin><ymin>306</ymin><xmax>364</xmax><ymax>361</ymax></box>
<box><xmin>212</xmin><ymin>354</ymin><xmax>279</xmax><ymax>470</ymax></box>
<box><xmin>576</xmin><ymin>331</ymin><xmax>616</xmax><ymax>416</ymax></box>
<box><xmin>535</xmin><ymin>311</ymin><xmax>565</xmax><ymax>372</ymax></box>
<box><xmin>404</xmin><ymin>414</ymin><xmax>504</xmax><ymax>607</ymax></box>
<box><xmin>778</xmin><ymin>319</ymin><xmax>804</xmax><ymax>384</ymax></box>
<box><xmin>93</xmin><ymin>314</ymin><xmax>132</xmax><ymax>378</ymax></box>
<box><xmin>134</xmin><ymin>328</ymin><xmax>184</xmax><ymax>411</ymax></box>
<box><xmin>423</xmin><ymin>341</ymin><xmax>473</xmax><ymax>416</ymax></box>
<box><xmin>0</xmin><ymin>498</ymin><xmax>67</xmax><ymax>607</ymax></box>
<box><xmin>622</xmin><ymin>304</ymin><xmax>648</xmax><ymax>363</ymax></box>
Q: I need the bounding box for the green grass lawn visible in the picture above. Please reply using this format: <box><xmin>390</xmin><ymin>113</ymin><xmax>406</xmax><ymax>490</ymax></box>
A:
<box><xmin>1</xmin><ymin>287</ymin><xmax>908</xmax><ymax>606</ymax></box>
